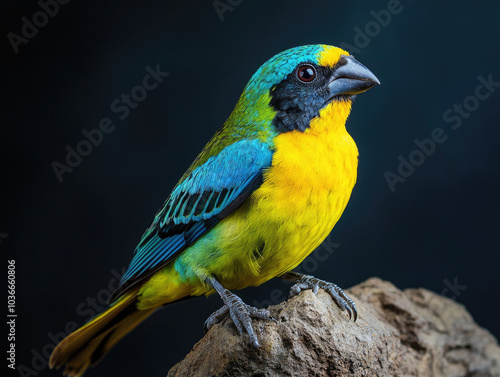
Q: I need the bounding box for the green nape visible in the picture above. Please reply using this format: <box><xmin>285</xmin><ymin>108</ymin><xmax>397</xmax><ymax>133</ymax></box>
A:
<box><xmin>178</xmin><ymin>90</ymin><xmax>277</xmax><ymax>184</ymax></box>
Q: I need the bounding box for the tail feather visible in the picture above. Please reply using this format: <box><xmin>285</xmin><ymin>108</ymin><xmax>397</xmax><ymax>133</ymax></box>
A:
<box><xmin>49</xmin><ymin>289</ymin><xmax>155</xmax><ymax>377</ymax></box>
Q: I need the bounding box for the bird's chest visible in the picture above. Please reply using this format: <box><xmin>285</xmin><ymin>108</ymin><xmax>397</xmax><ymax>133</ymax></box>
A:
<box><xmin>254</xmin><ymin>127</ymin><xmax>359</xmax><ymax>226</ymax></box>
<box><xmin>231</xmin><ymin>126</ymin><xmax>359</xmax><ymax>282</ymax></box>
<box><xmin>211</xmin><ymin>118</ymin><xmax>359</xmax><ymax>288</ymax></box>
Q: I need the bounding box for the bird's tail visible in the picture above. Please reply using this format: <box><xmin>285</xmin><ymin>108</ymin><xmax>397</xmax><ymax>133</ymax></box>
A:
<box><xmin>49</xmin><ymin>288</ymin><xmax>155</xmax><ymax>377</ymax></box>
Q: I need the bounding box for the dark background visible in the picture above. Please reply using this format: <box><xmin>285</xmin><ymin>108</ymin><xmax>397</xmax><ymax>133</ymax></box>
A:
<box><xmin>2</xmin><ymin>0</ymin><xmax>499</xmax><ymax>376</ymax></box>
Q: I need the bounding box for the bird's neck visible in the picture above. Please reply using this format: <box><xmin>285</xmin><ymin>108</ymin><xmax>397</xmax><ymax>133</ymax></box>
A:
<box><xmin>224</xmin><ymin>92</ymin><xmax>278</xmax><ymax>143</ymax></box>
<box><xmin>225</xmin><ymin>94</ymin><xmax>354</xmax><ymax>147</ymax></box>
<box><xmin>306</xmin><ymin>100</ymin><xmax>353</xmax><ymax>138</ymax></box>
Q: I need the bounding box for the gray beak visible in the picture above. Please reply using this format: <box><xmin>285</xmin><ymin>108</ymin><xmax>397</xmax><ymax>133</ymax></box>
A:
<box><xmin>328</xmin><ymin>55</ymin><xmax>380</xmax><ymax>97</ymax></box>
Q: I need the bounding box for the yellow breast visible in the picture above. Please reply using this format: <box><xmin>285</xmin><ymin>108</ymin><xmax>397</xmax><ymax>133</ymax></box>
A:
<box><xmin>257</xmin><ymin>101</ymin><xmax>357</xmax><ymax>221</ymax></box>
<box><xmin>213</xmin><ymin>100</ymin><xmax>359</xmax><ymax>289</ymax></box>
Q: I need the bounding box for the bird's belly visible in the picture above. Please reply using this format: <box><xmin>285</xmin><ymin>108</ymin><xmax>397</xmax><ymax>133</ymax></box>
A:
<box><xmin>248</xmin><ymin>189</ymin><xmax>344</xmax><ymax>285</ymax></box>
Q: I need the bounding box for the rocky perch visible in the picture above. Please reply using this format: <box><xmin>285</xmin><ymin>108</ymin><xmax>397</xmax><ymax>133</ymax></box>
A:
<box><xmin>168</xmin><ymin>278</ymin><xmax>500</xmax><ymax>377</ymax></box>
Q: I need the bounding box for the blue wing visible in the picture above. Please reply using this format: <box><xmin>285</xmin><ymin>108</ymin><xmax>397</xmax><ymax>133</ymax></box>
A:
<box><xmin>110</xmin><ymin>139</ymin><xmax>274</xmax><ymax>301</ymax></box>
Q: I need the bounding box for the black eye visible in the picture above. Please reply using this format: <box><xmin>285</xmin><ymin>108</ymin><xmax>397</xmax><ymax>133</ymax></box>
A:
<box><xmin>297</xmin><ymin>65</ymin><xmax>316</xmax><ymax>83</ymax></box>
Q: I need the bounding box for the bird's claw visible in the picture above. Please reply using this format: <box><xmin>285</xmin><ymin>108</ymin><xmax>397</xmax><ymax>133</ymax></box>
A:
<box><xmin>204</xmin><ymin>294</ymin><xmax>276</xmax><ymax>347</ymax></box>
<box><xmin>289</xmin><ymin>275</ymin><xmax>358</xmax><ymax>321</ymax></box>
<box><xmin>204</xmin><ymin>304</ymin><xmax>230</xmax><ymax>333</ymax></box>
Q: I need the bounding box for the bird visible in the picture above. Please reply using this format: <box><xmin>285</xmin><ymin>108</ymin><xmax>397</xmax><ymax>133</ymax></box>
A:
<box><xmin>49</xmin><ymin>44</ymin><xmax>379</xmax><ymax>376</ymax></box>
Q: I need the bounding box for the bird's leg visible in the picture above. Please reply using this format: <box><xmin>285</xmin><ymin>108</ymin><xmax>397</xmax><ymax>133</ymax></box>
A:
<box><xmin>279</xmin><ymin>271</ymin><xmax>358</xmax><ymax>321</ymax></box>
<box><xmin>203</xmin><ymin>276</ymin><xmax>275</xmax><ymax>347</ymax></box>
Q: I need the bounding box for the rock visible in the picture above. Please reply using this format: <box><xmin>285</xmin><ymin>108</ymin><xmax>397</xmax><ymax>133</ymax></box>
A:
<box><xmin>167</xmin><ymin>278</ymin><xmax>500</xmax><ymax>377</ymax></box>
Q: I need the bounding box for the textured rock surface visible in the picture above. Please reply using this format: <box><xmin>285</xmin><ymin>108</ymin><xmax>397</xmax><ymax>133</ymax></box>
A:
<box><xmin>167</xmin><ymin>278</ymin><xmax>500</xmax><ymax>377</ymax></box>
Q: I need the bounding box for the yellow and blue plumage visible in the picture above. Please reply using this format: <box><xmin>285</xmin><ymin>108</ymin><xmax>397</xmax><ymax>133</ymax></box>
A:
<box><xmin>50</xmin><ymin>44</ymin><xmax>379</xmax><ymax>376</ymax></box>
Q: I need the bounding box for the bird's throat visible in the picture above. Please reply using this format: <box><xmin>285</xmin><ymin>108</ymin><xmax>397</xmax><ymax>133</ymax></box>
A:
<box><xmin>307</xmin><ymin>99</ymin><xmax>353</xmax><ymax>137</ymax></box>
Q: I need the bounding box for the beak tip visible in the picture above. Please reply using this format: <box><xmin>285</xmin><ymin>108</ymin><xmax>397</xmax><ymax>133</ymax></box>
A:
<box><xmin>367</xmin><ymin>72</ymin><xmax>380</xmax><ymax>86</ymax></box>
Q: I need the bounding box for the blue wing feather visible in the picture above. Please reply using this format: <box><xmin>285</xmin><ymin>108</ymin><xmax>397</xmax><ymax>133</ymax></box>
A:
<box><xmin>110</xmin><ymin>139</ymin><xmax>273</xmax><ymax>301</ymax></box>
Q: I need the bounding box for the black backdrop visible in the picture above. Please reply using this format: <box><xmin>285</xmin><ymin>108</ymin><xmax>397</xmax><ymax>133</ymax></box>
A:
<box><xmin>2</xmin><ymin>0</ymin><xmax>500</xmax><ymax>376</ymax></box>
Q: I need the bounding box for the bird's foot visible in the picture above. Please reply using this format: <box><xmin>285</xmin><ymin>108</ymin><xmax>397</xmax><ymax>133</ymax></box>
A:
<box><xmin>204</xmin><ymin>304</ymin><xmax>229</xmax><ymax>332</ymax></box>
<box><xmin>283</xmin><ymin>272</ymin><xmax>357</xmax><ymax>321</ymax></box>
<box><xmin>204</xmin><ymin>292</ymin><xmax>275</xmax><ymax>347</ymax></box>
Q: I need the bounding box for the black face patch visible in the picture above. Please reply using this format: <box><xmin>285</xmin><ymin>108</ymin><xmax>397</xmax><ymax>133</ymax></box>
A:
<box><xmin>269</xmin><ymin>62</ymin><xmax>346</xmax><ymax>133</ymax></box>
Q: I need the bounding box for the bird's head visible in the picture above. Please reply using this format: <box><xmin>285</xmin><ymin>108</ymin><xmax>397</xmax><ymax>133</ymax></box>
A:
<box><xmin>227</xmin><ymin>44</ymin><xmax>379</xmax><ymax>136</ymax></box>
